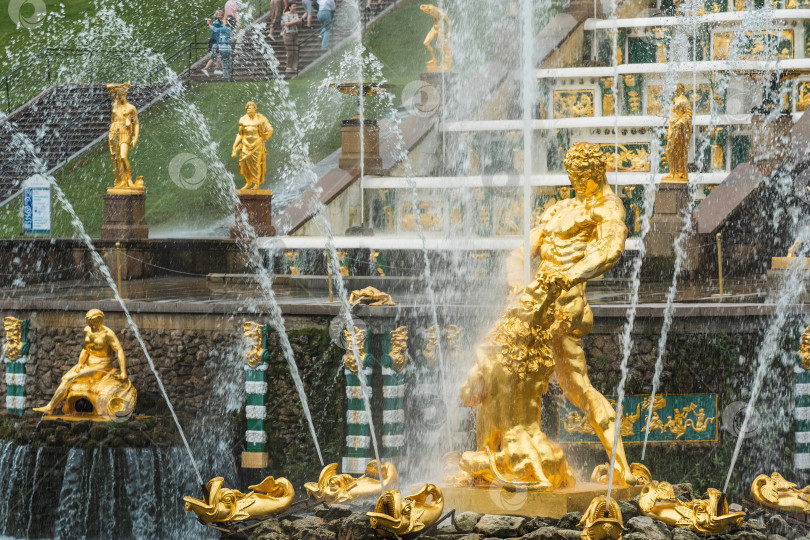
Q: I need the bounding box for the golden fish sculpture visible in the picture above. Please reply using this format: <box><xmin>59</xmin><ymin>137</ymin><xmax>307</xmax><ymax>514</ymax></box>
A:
<box><xmin>367</xmin><ymin>484</ymin><xmax>444</xmax><ymax>537</ymax></box>
<box><xmin>751</xmin><ymin>472</ymin><xmax>810</xmax><ymax>513</ymax></box>
<box><xmin>304</xmin><ymin>460</ymin><xmax>398</xmax><ymax>504</ymax></box>
<box><xmin>183</xmin><ymin>476</ymin><xmax>294</xmax><ymax>523</ymax></box>
<box><xmin>579</xmin><ymin>495</ymin><xmax>623</xmax><ymax>540</ymax></box>
<box><xmin>639</xmin><ymin>481</ymin><xmax>745</xmax><ymax>534</ymax></box>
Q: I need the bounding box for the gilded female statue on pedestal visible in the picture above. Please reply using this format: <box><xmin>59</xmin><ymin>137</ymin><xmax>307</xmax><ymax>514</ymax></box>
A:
<box><xmin>232</xmin><ymin>101</ymin><xmax>274</xmax><ymax>191</ymax></box>
<box><xmin>663</xmin><ymin>85</ymin><xmax>692</xmax><ymax>182</ymax></box>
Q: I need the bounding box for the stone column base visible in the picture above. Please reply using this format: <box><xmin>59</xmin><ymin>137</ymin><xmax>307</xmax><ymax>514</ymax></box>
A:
<box><xmin>647</xmin><ymin>183</ymin><xmax>691</xmax><ymax>259</ymax></box>
<box><xmin>339</xmin><ymin>119</ymin><xmax>382</xmax><ymax>170</ymax></box>
<box><xmin>231</xmin><ymin>189</ymin><xmax>275</xmax><ymax>239</ymax></box>
<box><xmin>419</xmin><ymin>71</ymin><xmax>457</xmax><ymax>116</ymax></box>
<box><xmin>101</xmin><ymin>193</ymin><xmax>148</xmax><ymax>240</ymax></box>
<box><xmin>241</xmin><ymin>451</ymin><xmax>268</xmax><ymax>468</ymax></box>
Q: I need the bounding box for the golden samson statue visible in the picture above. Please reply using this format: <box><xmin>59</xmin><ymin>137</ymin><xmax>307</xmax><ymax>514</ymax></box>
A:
<box><xmin>33</xmin><ymin>309</ymin><xmax>136</xmax><ymax>420</ymax></box>
<box><xmin>232</xmin><ymin>101</ymin><xmax>274</xmax><ymax>191</ymax></box>
<box><xmin>458</xmin><ymin>142</ymin><xmax>643</xmax><ymax>490</ymax></box>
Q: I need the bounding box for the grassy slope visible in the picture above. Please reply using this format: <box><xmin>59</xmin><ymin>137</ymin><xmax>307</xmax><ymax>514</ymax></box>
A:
<box><xmin>0</xmin><ymin>0</ymin><xmax>431</xmax><ymax>238</ymax></box>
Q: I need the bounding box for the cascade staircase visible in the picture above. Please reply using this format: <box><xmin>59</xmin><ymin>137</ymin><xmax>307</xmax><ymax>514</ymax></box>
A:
<box><xmin>188</xmin><ymin>0</ymin><xmax>398</xmax><ymax>81</ymax></box>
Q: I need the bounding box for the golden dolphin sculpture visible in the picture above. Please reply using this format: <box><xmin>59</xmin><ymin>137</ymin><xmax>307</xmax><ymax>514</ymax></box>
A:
<box><xmin>304</xmin><ymin>460</ymin><xmax>398</xmax><ymax>503</ymax></box>
<box><xmin>183</xmin><ymin>476</ymin><xmax>294</xmax><ymax>523</ymax></box>
<box><xmin>579</xmin><ymin>495</ymin><xmax>623</xmax><ymax>540</ymax></box>
<box><xmin>367</xmin><ymin>484</ymin><xmax>444</xmax><ymax>537</ymax></box>
<box><xmin>751</xmin><ymin>472</ymin><xmax>810</xmax><ymax>513</ymax></box>
<box><xmin>639</xmin><ymin>481</ymin><xmax>745</xmax><ymax>534</ymax></box>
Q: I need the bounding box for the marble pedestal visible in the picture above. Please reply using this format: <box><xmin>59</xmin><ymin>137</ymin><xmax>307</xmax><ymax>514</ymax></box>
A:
<box><xmin>231</xmin><ymin>189</ymin><xmax>275</xmax><ymax>239</ymax></box>
<box><xmin>339</xmin><ymin>119</ymin><xmax>382</xmax><ymax>171</ymax></box>
<box><xmin>419</xmin><ymin>71</ymin><xmax>457</xmax><ymax>115</ymax></box>
<box><xmin>102</xmin><ymin>192</ymin><xmax>148</xmax><ymax>240</ymax></box>
<box><xmin>241</xmin><ymin>451</ymin><xmax>269</xmax><ymax>468</ymax></box>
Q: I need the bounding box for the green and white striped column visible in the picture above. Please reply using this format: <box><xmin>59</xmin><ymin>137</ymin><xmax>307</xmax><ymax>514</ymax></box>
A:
<box><xmin>243</xmin><ymin>322</ymin><xmax>270</xmax><ymax>468</ymax></box>
<box><xmin>343</xmin><ymin>328</ymin><xmax>375</xmax><ymax>475</ymax></box>
<box><xmin>796</xmin><ymin>326</ymin><xmax>810</xmax><ymax>469</ymax></box>
<box><xmin>381</xmin><ymin>327</ymin><xmax>407</xmax><ymax>460</ymax></box>
<box><xmin>3</xmin><ymin>318</ymin><xmax>29</xmax><ymax>416</ymax></box>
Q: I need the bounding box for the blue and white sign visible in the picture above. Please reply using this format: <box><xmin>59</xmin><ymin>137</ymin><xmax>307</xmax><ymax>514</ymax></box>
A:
<box><xmin>22</xmin><ymin>174</ymin><xmax>51</xmax><ymax>235</ymax></box>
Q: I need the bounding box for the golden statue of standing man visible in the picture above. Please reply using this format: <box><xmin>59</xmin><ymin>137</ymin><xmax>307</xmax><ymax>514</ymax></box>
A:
<box><xmin>663</xmin><ymin>84</ymin><xmax>692</xmax><ymax>182</ymax></box>
<box><xmin>33</xmin><ymin>309</ymin><xmax>136</xmax><ymax>420</ymax></box>
<box><xmin>457</xmin><ymin>143</ymin><xmax>646</xmax><ymax>491</ymax></box>
<box><xmin>232</xmin><ymin>101</ymin><xmax>274</xmax><ymax>191</ymax></box>
<box><xmin>107</xmin><ymin>82</ymin><xmax>144</xmax><ymax>193</ymax></box>
<box><xmin>420</xmin><ymin>4</ymin><xmax>453</xmax><ymax>72</ymax></box>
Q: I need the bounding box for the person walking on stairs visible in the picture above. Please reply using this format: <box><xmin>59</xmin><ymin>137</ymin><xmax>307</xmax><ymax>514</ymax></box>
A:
<box><xmin>318</xmin><ymin>0</ymin><xmax>335</xmax><ymax>49</ymax></box>
<box><xmin>282</xmin><ymin>3</ymin><xmax>303</xmax><ymax>73</ymax></box>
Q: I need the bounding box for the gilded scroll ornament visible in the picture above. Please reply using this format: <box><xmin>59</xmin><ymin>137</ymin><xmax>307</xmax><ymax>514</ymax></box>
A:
<box><xmin>390</xmin><ymin>326</ymin><xmax>409</xmax><ymax>372</ymax></box>
<box><xmin>349</xmin><ymin>286</ymin><xmax>395</xmax><ymax>306</ymax></box>
<box><xmin>342</xmin><ymin>326</ymin><xmax>367</xmax><ymax>373</ymax></box>
<box><xmin>799</xmin><ymin>326</ymin><xmax>810</xmax><ymax>369</ymax></box>
<box><xmin>304</xmin><ymin>460</ymin><xmax>398</xmax><ymax>503</ymax></box>
<box><xmin>3</xmin><ymin>317</ymin><xmax>24</xmax><ymax>362</ymax></box>
<box><xmin>33</xmin><ymin>309</ymin><xmax>136</xmax><ymax>420</ymax></box>
<box><xmin>579</xmin><ymin>495</ymin><xmax>623</xmax><ymax>540</ymax></box>
<box><xmin>751</xmin><ymin>472</ymin><xmax>810</xmax><ymax>513</ymax></box>
<box><xmin>639</xmin><ymin>481</ymin><xmax>745</xmax><ymax>533</ymax></box>
<box><xmin>243</xmin><ymin>321</ymin><xmax>266</xmax><ymax>368</ymax></box>
<box><xmin>367</xmin><ymin>484</ymin><xmax>444</xmax><ymax>537</ymax></box>
<box><xmin>183</xmin><ymin>476</ymin><xmax>294</xmax><ymax>522</ymax></box>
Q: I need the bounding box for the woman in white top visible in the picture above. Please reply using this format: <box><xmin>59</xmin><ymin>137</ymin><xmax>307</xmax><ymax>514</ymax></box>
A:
<box><xmin>281</xmin><ymin>3</ymin><xmax>303</xmax><ymax>72</ymax></box>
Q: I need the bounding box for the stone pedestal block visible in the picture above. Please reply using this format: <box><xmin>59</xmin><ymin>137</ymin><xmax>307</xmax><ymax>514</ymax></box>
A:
<box><xmin>751</xmin><ymin>110</ymin><xmax>792</xmax><ymax>176</ymax></box>
<box><xmin>647</xmin><ymin>183</ymin><xmax>691</xmax><ymax>259</ymax></box>
<box><xmin>339</xmin><ymin>119</ymin><xmax>382</xmax><ymax>170</ymax></box>
<box><xmin>102</xmin><ymin>193</ymin><xmax>148</xmax><ymax>240</ymax></box>
<box><xmin>231</xmin><ymin>189</ymin><xmax>275</xmax><ymax>239</ymax></box>
<box><xmin>419</xmin><ymin>71</ymin><xmax>457</xmax><ymax>116</ymax></box>
<box><xmin>241</xmin><ymin>451</ymin><xmax>268</xmax><ymax>468</ymax></box>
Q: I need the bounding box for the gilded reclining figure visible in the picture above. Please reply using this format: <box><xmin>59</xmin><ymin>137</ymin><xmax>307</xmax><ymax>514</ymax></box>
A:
<box><xmin>304</xmin><ymin>460</ymin><xmax>397</xmax><ymax>503</ymax></box>
<box><xmin>183</xmin><ymin>476</ymin><xmax>294</xmax><ymax>523</ymax></box>
<box><xmin>639</xmin><ymin>481</ymin><xmax>745</xmax><ymax>534</ymax></box>
<box><xmin>751</xmin><ymin>472</ymin><xmax>810</xmax><ymax>513</ymax></box>
<box><xmin>33</xmin><ymin>309</ymin><xmax>136</xmax><ymax>420</ymax></box>
<box><xmin>367</xmin><ymin>484</ymin><xmax>444</xmax><ymax>537</ymax></box>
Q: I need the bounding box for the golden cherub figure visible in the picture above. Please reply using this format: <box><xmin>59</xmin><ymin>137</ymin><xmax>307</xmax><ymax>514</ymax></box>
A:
<box><xmin>232</xmin><ymin>101</ymin><xmax>274</xmax><ymax>191</ymax></box>
<box><xmin>420</xmin><ymin>4</ymin><xmax>453</xmax><ymax>72</ymax></box>
<box><xmin>663</xmin><ymin>84</ymin><xmax>692</xmax><ymax>182</ymax></box>
<box><xmin>33</xmin><ymin>309</ymin><xmax>136</xmax><ymax>420</ymax></box>
<box><xmin>458</xmin><ymin>143</ymin><xmax>646</xmax><ymax>491</ymax></box>
<box><xmin>107</xmin><ymin>83</ymin><xmax>143</xmax><ymax>193</ymax></box>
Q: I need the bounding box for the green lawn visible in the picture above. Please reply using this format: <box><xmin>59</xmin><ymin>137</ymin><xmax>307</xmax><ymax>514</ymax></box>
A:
<box><xmin>0</xmin><ymin>0</ymin><xmax>437</xmax><ymax>238</ymax></box>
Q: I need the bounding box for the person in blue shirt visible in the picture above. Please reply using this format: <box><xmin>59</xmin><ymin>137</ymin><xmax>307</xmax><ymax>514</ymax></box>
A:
<box><xmin>202</xmin><ymin>11</ymin><xmax>233</xmax><ymax>77</ymax></box>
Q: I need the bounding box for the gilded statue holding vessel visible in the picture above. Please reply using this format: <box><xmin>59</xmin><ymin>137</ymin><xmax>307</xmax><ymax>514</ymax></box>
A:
<box><xmin>457</xmin><ymin>142</ymin><xmax>645</xmax><ymax>490</ymax></box>
<box><xmin>33</xmin><ymin>309</ymin><xmax>136</xmax><ymax>421</ymax></box>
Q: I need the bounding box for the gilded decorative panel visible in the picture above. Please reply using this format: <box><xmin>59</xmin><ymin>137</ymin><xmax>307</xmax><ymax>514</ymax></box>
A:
<box><xmin>712</xmin><ymin>30</ymin><xmax>793</xmax><ymax>60</ymax></box>
<box><xmin>559</xmin><ymin>393</ymin><xmax>719</xmax><ymax>443</ymax></box>
<box><xmin>553</xmin><ymin>89</ymin><xmax>595</xmax><ymax>119</ymax></box>
<box><xmin>600</xmin><ymin>143</ymin><xmax>651</xmax><ymax>172</ymax></box>
<box><xmin>400</xmin><ymin>200</ymin><xmax>443</xmax><ymax>232</ymax></box>
<box><xmin>797</xmin><ymin>81</ymin><xmax>810</xmax><ymax>112</ymax></box>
